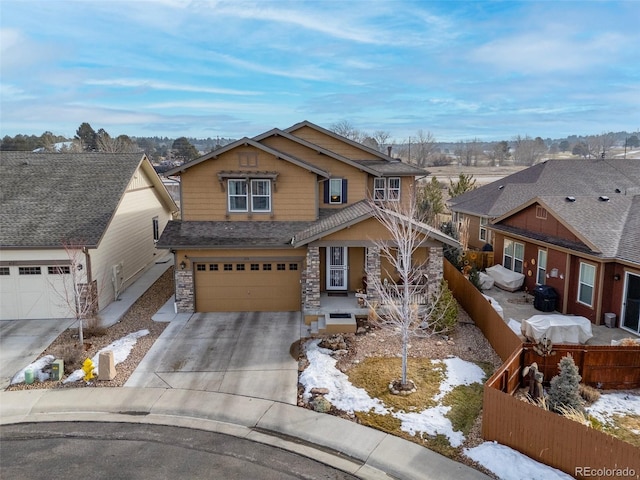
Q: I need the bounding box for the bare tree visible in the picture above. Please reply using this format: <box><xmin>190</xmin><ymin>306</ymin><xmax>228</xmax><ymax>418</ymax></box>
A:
<box><xmin>410</xmin><ymin>130</ymin><xmax>438</xmax><ymax>167</ymax></box>
<box><xmin>365</xmin><ymin>195</ymin><xmax>457</xmax><ymax>391</ymax></box>
<box><xmin>512</xmin><ymin>135</ymin><xmax>547</xmax><ymax>166</ymax></box>
<box><xmin>454</xmin><ymin>140</ymin><xmax>480</xmax><ymax>166</ymax></box>
<box><xmin>49</xmin><ymin>242</ymin><xmax>100</xmax><ymax>345</ymax></box>
<box><xmin>585</xmin><ymin>133</ymin><xmax>615</xmax><ymax>158</ymax></box>
<box><xmin>96</xmin><ymin>129</ymin><xmax>138</xmax><ymax>153</ymax></box>
<box><xmin>329</xmin><ymin>120</ymin><xmax>364</xmax><ymax>142</ymax></box>
<box><xmin>372</xmin><ymin>130</ymin><xmax>392</xmax><ymax>153</ymax></box>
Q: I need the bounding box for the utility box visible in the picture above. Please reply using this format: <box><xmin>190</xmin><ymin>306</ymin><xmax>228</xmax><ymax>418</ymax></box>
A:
<box><xmin>533</xmin><ymin>285</ymin><xmax>558</xmax><ymax>312</ymax></box>
<box><xmin>604</xmin><ymin>313</ymin><xmax>616</xmax><ymax>328</ymax></box>
<box><xmin>98</xmin><ymin>350</ymin><xmax>116</xmax><ymax>381</ymax></box>
<box><xmin>50</xmin><ymin>359</ymin><xmax>64</xmax><ymax>381</ymax></box>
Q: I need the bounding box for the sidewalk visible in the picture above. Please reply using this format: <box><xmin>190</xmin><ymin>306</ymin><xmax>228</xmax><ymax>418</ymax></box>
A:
<box><xmin>0</xmin><ymin>387</ymin><xmax>489</xmax><ymax>480</ymax></box>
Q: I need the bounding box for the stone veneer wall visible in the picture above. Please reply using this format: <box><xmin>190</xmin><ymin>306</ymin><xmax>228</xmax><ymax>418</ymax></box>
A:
<box><xmin>365</xmin><ymin>246</ymin><xmax>381</xmax><ymax>303</ymax></box>
<box><xmin>175</xmin><ymin>268</ymin><xmax>194</xmax><ymax>312</ymax></box>
<box><xmin>426</xmin><ymin>246</ymin><xmax>443</xmax><ymax>299</ymax></box>
<box><xmin>303</xmin><ymin>246</ymin><xmax>320</xmax><ymax>309</ymax></box>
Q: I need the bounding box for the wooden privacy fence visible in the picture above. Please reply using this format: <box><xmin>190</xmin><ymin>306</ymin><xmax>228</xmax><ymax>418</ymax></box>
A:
<box><xmin>483</xmin><ymin>382</ymin><xmax>640</xmax><ymax>479</ymax></box>
<box><xmin>444</xmin><ymin>260</ymin><xmax>640</xmax><ymax>479</ymax></box>
<box><xmin>524</xmin><ymin>344</ymin><xmax>640</xmax><ymax>390</ymax></box>
<box><xmin>444</xmin><ymin>259</ymin><xmax>521</xmax><ymax>361</ymax></box>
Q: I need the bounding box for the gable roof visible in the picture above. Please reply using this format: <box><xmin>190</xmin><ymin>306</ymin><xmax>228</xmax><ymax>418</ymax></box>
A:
<box><xmin>0</xmin><ymin>152</ymin><xmax>176</xmax><ymax>249</ymax></box>
<box><xmin>163</xmin><ymin>137</ymin><xmax>330</xmax><ymax>178</ymax></box>
<box><xmin>291</xmin><ymin>200</ymin><xmax>459</xmax><ymax>248</ymax></box>
<box><xmin>461</xmin><ymin>159</ymin><xmax>640</xmax><ymax>264</ymax></box>
<box><xmin>284</xmin><ymin>120</ymin><xmax>427</xmax><ymax>176</ymax></box>
<box><xmin>448</xmin><ymin>159</ymin><xmax>640</xmax><ymax>217</ymax></box>
<box><xmin>252</xmin><ymin>128</ymin><xmax>382</xmax><ymax>176</ymax></box>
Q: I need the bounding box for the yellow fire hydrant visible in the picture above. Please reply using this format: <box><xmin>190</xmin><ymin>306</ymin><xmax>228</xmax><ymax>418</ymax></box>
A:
<box><xmin>82</xmin><ymin>358</ymin><xmax>95</xmax><ymax>382</ymax></box>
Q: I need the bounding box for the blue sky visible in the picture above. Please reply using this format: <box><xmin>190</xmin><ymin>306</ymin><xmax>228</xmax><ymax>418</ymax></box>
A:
<box><xmin>1</xmin><ymin>0</ymin><xmax>639</xmax><ymax>142</ymax></box>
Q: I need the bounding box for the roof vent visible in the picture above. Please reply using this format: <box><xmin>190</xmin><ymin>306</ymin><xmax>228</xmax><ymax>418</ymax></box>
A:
<box><xmin>615</xmin><ymin>188</ymin><xmax>621</xmax><ymax>193</ymax></box>
<box><xmin>566</xmin><ymin>196</ymin><xmax>576</xmax><ymax>202</ymax></box>
<box><xmin>498</xmin><ymin>185</ymin><xmax>504</xmax><ymax>190</ymax></box>
<box><xmin>599</xmin><ymin>196</ymin><xmax>610</xmax><ymax>202</ymax></box>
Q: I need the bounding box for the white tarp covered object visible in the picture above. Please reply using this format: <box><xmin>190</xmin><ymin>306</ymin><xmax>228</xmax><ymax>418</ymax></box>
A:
<box><xmin>478</xmin><ymin>272</ymin><xmax>495</xmax><ymax>290</ymax></box>
<box><xmin>522</xmin><ymin>314</ymin><xmax>593</xmax><ymax>344</ymax></box>
<box><xmin>485</xmin><ymin>264</ymin><xmax>525</xmax><ymax>292</ymax></box>
<box><xmin>482</xmin><ymin>294</ymin><xmax>503</xmax><ymax>319</ymax></box>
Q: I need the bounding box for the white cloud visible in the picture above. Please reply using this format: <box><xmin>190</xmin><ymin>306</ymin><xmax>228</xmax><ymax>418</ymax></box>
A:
<box><xmin>85</xmin><ymin>78</ymin><xmax>261</xmax><ymax>96</ymax></box>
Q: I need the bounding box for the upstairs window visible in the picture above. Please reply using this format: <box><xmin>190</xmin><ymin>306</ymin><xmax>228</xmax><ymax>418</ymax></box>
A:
<box><xmin>537</xmin><ymin>249</ymin><xmax>547</xmax><ymax>285</ymax></box>
<box><xmin>152</xmin><ymin>217</ymin><xmax>160</xmax><ymax>243</ymax></box>
<box><xmin>228</xmin><ymin>179</ymin><xmax>248</xmax><ymax>212</ymax></box>
<box><xmin>228</xmin><ymin>179</ymin><xmax>272</xmax><ymax>213</ymax></box>
<box><xmin>324</xmin><ymin>178</ymin><xmax>348</xmax><ymax>204</ymax></box>
<box><xmin>251</xmin><ymin>179</ymin><xmax>271</xmax><ymax>212</ymax></box>
<box><xmin>373</xmin><ymin>177</ymin><xmax>401</xmax><ymax>201</ymax></box>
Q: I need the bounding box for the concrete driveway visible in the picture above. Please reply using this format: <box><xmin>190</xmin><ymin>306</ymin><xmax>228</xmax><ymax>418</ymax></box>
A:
<box><xmin>0</xmin><ymin>318</ymin><xmax>76</xmax><ymax>389</ymax></box>
<box><xmin>126</xmin><ymin>312</ymin><xmax>302</xmax><ymax>404</ymax></box>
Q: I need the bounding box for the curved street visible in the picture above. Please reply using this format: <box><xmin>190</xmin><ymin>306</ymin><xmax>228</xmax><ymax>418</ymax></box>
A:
<box><xmin>1</xmin><ymin>422</ymin><xmax>359</xmax><ymax>480</ymax></box>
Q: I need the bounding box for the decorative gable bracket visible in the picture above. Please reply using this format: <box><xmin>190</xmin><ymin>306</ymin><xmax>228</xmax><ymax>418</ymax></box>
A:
<box><xmin>216</xmin><ymin>171</ymin><xmax>280</xmax><ymax>192</ymax></box>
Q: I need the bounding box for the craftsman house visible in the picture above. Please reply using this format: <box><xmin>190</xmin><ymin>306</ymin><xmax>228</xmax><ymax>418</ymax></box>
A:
<box><xmin>0</xmin><ymin>152</ymin><xmax>178</xmax><ymax>320</ymax></box>
<box><xmin>158</xmin><ymin>121</ymin><xmax>459</xmax><ymax>326</ymax></box>
<box><xmin>448</xmin><ymin>158</ymin><xmax>640</xmax><ymax>331</ymax></box>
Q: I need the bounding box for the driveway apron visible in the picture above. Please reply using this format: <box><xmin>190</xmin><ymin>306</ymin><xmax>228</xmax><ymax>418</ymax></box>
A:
<box><xmin>0</xmin><ymin>318</ymin><xmax>76</xmax><ymax>389</ymax></box>
<box><xmin>126</xmin><ymin>311</ymin><xmax>301</xmax><ymax>404</ymax></box>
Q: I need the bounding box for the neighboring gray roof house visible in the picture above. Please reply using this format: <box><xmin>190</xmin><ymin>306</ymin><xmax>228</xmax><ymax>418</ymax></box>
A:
<box><xmin>0</xmin><ymin>152</ymin><xmax>177</xmax><ymax>320</ymax></box>
<box><xmin>448</xmin><ymin>158</ymin><xmax>640</xmax><ymax>264</ymax></box>
<box><xmin>0</xmin><ymin>152</ymin><xmax>157</xmax><ymax>248</ymax></box>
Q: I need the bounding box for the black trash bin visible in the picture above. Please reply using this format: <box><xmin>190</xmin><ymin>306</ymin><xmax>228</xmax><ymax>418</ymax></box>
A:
<box><xmin>533</xmin><ymin>285</ymin><xmax>557</xmax><ymax>312</ymax></box>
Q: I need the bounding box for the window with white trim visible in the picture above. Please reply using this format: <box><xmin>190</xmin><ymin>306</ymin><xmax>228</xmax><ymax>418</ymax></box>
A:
<box><xmin>228</xmin><ymin>178</ymin><xmax>272</xmax><ymax>213</ymax></box>
<box><xmin>578</xmin><ymin>262</ymin><xmax>595</xmax><ymax>306</ymax></box>
<box><xmin>373</xmin><ymin>177</ymin><xmax>401</xmax><ymax>201</ymax></box>
<box><xmin>251</xmin><ymin>179</ymin><xmax>271</xmax><ymax>212</ymax></box>
<box><xmin>329</xmin><ymin>178</ymin><xmax>343</xmax><ymax>204</ymax></box>
<box><xmin>503</xmin><ymin>239</ymin><xmax>524</xmax><ymax>273</ymax></box>
<box><xmin>536</xmin><ymin>249</ymin><xmax>547</xmax><ymax>285</ymax></box>
<box><xmin>388</xmin><ymin>177</ymin><xmax>400</xmax><ymax>200</ymax></box>
<box><xmin>152</xmin><ymin>216</ymin><xmax>160</xmax><ymax>243</ymax></box>
<box><xmin>228</xmin><ymin>179</ymin><xmax>248</xmax><ymax>212</ymax></box>
<box><xmin>479</xmin><ymin>217</ymin><xmax>488</xmax><ymax>242</ymax></box>
<box><xmin>374</xmin><ymin>178</ymin><xmax>386</xmax><ymax>200</ymax></box>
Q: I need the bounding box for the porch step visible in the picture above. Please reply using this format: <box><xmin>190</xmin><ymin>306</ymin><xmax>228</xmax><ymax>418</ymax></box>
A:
<box><xmin>324</xmin><ymin>313</ymin><xmax>357</xmax><ymax>334</ymax></box>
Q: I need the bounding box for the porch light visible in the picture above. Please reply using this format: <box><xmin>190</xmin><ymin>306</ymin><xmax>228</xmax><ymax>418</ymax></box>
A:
<box><xmin>180</xmin><ymin>260</ymin><xmax>187</xmax><ymax>270</ymax></box>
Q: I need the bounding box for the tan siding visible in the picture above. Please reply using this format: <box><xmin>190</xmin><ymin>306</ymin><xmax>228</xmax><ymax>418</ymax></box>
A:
<box><xmin>180</xmin><ymin>146</ymin><xmax>318</xmax><ymax>221</ymax></box>
<box><xmin>289</xmin><ymin>126</ymin><xmax>380</xmax><ymax>160</ymax></box>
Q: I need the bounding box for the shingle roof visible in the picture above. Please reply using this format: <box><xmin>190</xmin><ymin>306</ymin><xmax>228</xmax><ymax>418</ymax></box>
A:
<box><xmin>293</xmin><ymin>201</ymin><xmax>373</xmax><ymax>246</ymax></box>
<box><xmin>157</xmin><ymin>220</ymin><xmax>314</xmax><ymax>248</ymax></box>
<box><xmin>352</xmin><ymin>159</ymin><xmax>427</xmax><ymax>176</ymax></box>
<box><xmin>449</xmin><ymin>159</ymin><xmax>640</xmax><ymax>264</ymax></box>
<box><xmin>0</xmin><ymin>152</ymin><xmax>145</xmax><ymax>248</ymax></box>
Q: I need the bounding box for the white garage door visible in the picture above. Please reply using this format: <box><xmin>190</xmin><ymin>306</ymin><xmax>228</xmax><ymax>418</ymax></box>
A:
<box><xmin>0</xmin><ymin>265</ymin><xmax>73</xmax><ymax>320</ymax></box>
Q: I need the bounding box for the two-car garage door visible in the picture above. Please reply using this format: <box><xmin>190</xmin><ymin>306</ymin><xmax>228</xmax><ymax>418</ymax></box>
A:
<box><xmin>194</xmin><ymin>260</ymin><xmax>301</xmax><ymax>312</ymax></box>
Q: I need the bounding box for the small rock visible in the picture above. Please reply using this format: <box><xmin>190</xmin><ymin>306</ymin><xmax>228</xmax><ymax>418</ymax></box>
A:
<box><xmin>310</xmin><ymin>396</ymin><xmax>332</xmax><ymax>413</ymax></box>
<box><xmin>436</xmin><ymin>341</ymin><xmax>444</xmax><ymax>346</ymax></box>
<box><xmin>356</xmin><ymin>327</ymin><xmax>367</xmax><ymax>335</ymax></box>
<box><xmin>311</xmin><ymin>387</ymin><xmax>329</xmax><ymax>395</ymax></box>
<box><xmin>447</xmin><ymin>340</ymin><xmax>455</xmax><ymax>346</ymax></box>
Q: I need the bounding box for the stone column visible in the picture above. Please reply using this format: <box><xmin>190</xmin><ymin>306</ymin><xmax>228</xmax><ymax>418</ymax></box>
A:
<box><xmin>426</xmin><ymin>246</ymin><xmax>444</xmax><ymax>299</ymax></box>
<box><xmin>175</xmin><ymin>268</ymin><xmax>194</xmax><ymax>313</ymax></box>
<box><xmin>304</xmin><ymin>246</ymin><xmax>320</xmax><ymax>310</ymax></box>
<box><xmin>365</xmin><ymin>246</ymin><xmax>381</xmax><ymax>304</ymax></box>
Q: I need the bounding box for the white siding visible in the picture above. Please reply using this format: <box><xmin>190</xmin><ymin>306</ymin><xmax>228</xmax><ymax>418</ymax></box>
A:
<box><xmin>89</xmin><ymin>166</ymin><xmax>173</xmax><ymax>310</ymax></box>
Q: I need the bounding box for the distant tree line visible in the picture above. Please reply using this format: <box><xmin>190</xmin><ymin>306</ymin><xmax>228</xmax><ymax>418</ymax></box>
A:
<box><xmin>328</xmin><ymin>120</ymin><xmax>640</xmax><ymax>167</ymax></box>
<box><xmin>3</xmin><ymin>120</ymin><xmax>638</xmax><ymax>166</ymax></box>
<box><xmin>1</xmin><ymin>122</ymin><xmax>238</xmax><ymax>165</ymax></box>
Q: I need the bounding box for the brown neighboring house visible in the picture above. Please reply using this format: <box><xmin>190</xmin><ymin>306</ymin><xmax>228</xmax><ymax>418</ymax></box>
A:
<box><xmin>448</xmin><ymin>158</ymin><xmax>640</xmax><ymax>331</ymax></box>
<box><xmin>158</xmin><ymin>121</ymin><xmax>459</xmax><ymax>324</ymax></box>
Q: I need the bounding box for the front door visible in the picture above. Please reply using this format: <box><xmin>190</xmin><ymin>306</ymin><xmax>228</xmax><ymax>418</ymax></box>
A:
<box><xmin>621</xmin><ymin>272</ymin><xmax>640</xmax><ymax>334</ymax></box>
<box><xmin>327</xmin><ymin>247</ymin><xmax>348</xmax><ymax>290</ymax></box>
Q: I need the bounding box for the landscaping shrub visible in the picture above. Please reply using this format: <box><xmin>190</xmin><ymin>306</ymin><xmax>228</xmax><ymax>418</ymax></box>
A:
<box><xmin>548</xmin><ymin>355</ymin><xmax>584</xmax><ymax>413</ymax></box>
<box><xmin>430</xmin><ymin>280</ymin><xmax>458</xmax><ymax>334</ymax></box>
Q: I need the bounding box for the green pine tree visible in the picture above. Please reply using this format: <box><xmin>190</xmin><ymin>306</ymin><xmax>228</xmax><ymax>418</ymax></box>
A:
<box><xmin>548</xmin><ymin>355</ymin><xmax>584</xmax><ymax>413</ymax></box>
